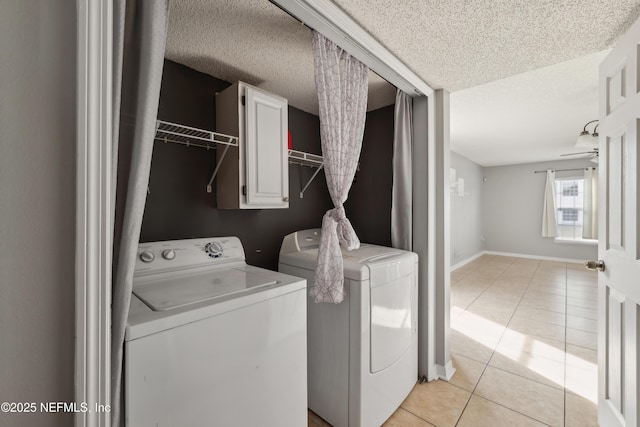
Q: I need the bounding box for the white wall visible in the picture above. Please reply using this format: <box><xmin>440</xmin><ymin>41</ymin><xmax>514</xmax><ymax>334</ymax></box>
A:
<box><xmin>0</xmin><ymin>2</ymin><xmax>76</xmax><ymax>426</ymax></box>
<box><xmin>450</xmin><ymin>152</ymin><xmax>484</xmax><ymax>265</ymax></box>
<box><xmin>482</xmin><ymin>158</ymin><xmax>598</xmax><ymax>261</ymax></box>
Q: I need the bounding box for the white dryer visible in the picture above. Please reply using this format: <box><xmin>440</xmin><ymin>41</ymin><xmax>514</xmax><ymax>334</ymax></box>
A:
<box><xmin>279</xmin><ymin>229</ymin><xmax>418</xmax><ymax>427</ymax></box>
<box><xmin>125</xmin><ymin>237</ymin><xmax>307</xmax><ymax>427</ymax></box>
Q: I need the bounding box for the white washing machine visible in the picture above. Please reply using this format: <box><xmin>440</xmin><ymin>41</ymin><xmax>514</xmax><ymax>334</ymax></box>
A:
<box><xmin>125</xmin><ymin>236</ymin><xmax>307</xmax><ymax>427</ymax></box>
<box><xmin>278</xmin><ymin>229</ymin><xmax>418</xmax><ymax>427</ymax></box>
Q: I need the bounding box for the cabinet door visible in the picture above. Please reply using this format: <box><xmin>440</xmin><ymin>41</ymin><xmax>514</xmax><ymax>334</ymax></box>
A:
<box><xmin>244</xmin><ymin>86</ymin><xmax>288</xmax><ymax>207</ymax></box>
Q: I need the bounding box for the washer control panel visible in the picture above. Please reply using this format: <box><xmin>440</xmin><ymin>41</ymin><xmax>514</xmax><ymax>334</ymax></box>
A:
<box><xmin>204</xmin><ymin>241</ymin><xmax>224</xmax><ymax>258</ymax></box>
<box><xmin>139</xmin><ymin>250</ymin><xmax>155</xmax><ymax>263</ymax></box>
<box><xmin>135</xmin><ymin>237</ymin><xmax>245</xmax><ymax>275</ymax></box>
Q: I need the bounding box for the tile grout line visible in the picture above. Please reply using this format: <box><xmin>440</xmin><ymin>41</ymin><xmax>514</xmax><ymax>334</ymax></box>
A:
<box><xmin>463</xmin><ymin>394</ymin><xmax>555</xmax><ymax>427</ymax></box>
<box><xmin>395</xmin><ymin>406</ymin><xmax>438</xmax><ymax>426</ymax></box>
<box><xmin>419</xmin><ymin>256</ymin><xmax>503</xmax><ymax>427</ymax></box>
<box><xmin>460</xmin><ymin>257</ymin><xmax>565</xmax><ymax>427</ymax></box>
<box><xmin>512</xmin><ymin>303</ymin><xmax>596</xmax><ymax>323</ymax></box>
<box><xmin>454</xmin><ymin>258</ymin><xmax>524</xmax><ymax>319</ymax></box>
<box><xmin>498</xmin><ymin>260</ymin><xmax>567</xmax><ymax>427</ymax></box>
<box><xmin>450</xmin><ymin>257</ymin><xmax>597</xmax><ymax>427</ymax></box>
<box><xmin>563</xmin><ymin>263</ymin><xmax>568</xmax><ymax>427</ymax></box>
<box><xmin>454</xmin><ymin>256</ymin><xmax>523</xmax><ymax>426</ymax></box>
<box><xmin>451</xmin><ymin>258</ymin><xmax>518</xmax><ymax>426</ymax></box>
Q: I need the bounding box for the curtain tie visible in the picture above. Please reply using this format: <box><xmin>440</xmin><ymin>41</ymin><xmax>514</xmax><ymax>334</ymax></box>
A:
<box><xmin>326</xmin><ymin>204</ymin><xmax>360</xmax><ymax>251</ymax></box>
<box><xmin>311</xmin><ymin>204</ymin><xmax>360</xmax><ymax>303</ymax></box>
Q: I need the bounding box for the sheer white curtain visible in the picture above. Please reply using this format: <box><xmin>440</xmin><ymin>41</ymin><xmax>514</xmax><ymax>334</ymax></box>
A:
<box><xmin>541</xmin><ymin>170</ymin><xmax>558</xmax><ymax>237</ymax></box>
<box><xmin>111</xmin><ymin>1</ymin><xmax>168</xmax><ymax>425</ymax></box>
<box><xmin>311</xmin><ymin>30</ymin><xmax>368</xmax><ymax>303</ymax></box>
<box><xmin>391</xmin><ymin>90</ymin><xmax>413</xmax><ymax>250</ymax></box>
<box><xmin>583</xmin><ymin>167</ymin><xmax>598</xmax><ymax>239</ymax></box>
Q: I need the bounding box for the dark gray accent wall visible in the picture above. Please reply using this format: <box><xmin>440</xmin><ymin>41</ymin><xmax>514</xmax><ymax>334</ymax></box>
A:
<box><xmin>0</xmin><ymin>2</ymin><xmax>75</xmax><ymax>426</ymax></box>
<box><xmin>142</xmin><ymin>60</ymin><xmax>333</xmax><ymax>269</ymax></box>
<box><xmin>142</xmin><ymin>60</ymin><xmax>394</xmax><ymax>270</ymax></box>
<box><xmin>345</xmin><ymin>105</ymin><xmax>394</xmax><ymax>247</ymax></box>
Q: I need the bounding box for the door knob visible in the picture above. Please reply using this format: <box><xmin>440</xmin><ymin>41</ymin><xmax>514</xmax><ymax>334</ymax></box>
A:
<box><xmin>585</xmin><ymin>259</ymin><xmax>605</xmax><ymax>272</ymax></box>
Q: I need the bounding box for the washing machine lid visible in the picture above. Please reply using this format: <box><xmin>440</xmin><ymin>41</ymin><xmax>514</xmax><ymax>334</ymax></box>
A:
<box><xmin>133</xmin><ymin>268</ymin><xmax>278</xmax><ymax>311</ymax></box>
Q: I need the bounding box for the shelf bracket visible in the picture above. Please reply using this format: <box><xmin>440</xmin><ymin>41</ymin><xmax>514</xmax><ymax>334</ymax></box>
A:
<box><xmin>300</xmin><ymin>162</ymin><xmax>324</xmax><ymax>198</ymax></box>
<box><xmin>206</xmin><ymin>144</ymin><xmax>231</xmax><ymax>193</ymax></box>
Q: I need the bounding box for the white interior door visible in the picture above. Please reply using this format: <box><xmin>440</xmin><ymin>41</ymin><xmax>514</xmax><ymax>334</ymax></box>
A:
<box><xmin>598</xmin><ymin>16</ymin><xmax>640</xmax><ymax>427</ymax></box>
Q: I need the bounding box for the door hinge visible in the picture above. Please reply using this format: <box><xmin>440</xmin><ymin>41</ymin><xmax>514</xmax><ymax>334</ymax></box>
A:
<box><xmin>241</xmin><ymin>96</ymin><xmax>245</xmax><ymax>106</ymax></box>
<box><xmin>242</xmin><ymin>185</ymin><xmax>246</xmax><ymax>195</ymax></box>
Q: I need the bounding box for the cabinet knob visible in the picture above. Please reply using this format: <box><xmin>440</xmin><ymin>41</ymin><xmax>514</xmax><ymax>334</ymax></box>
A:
<box><xmin>283</xmin><ymin>196</ymin><xmax>289</xmax><ymax>202</ymax></box>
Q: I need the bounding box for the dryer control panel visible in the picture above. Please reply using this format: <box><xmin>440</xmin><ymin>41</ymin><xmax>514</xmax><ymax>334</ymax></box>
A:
<box><xmin>134</xmin><ymin>237</ymin><xmax>245</xmax><ymax>276</ymax></box>
<box><xmin>280</xmin><ymin>228</ymin><xmax>322</xmax><ymax>254</ymax></box>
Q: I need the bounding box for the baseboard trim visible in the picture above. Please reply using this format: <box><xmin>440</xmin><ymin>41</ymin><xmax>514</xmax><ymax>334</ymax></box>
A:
<box><xmin>483</xmin><ymin>250</ymin><xmax>585</xmax><ymax>264</ymax></box>
<box><xmin>451</xmin><ymin>251</ymin><xmax>485</xmax><ymax>271</ymax></box>
<box><xmin>436</xmin><ymin>361</ymin><xmax>456</xmax><ymax>381</ymax></box>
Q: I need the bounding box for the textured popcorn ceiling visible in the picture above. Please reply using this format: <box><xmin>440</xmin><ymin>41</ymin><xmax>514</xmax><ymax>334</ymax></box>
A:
<box><xmin>165</xmin><ymin>0</ymin><xmax>396</xmax><ymax>115</ymax></box>
<box><xmin>332</xmin><ymin>0</ymin><xmax>640</xmax><ymax>91</ymax></box>
<box><xmin>330</xmin><ymin>0</ymin><xmax>640</xmax><ymax>165</ymax></box>
<box><xmin>166</xmin><ymin>0</ymin><xmax>640</xmax><ymax>164</ymax></box>
<box><xmin>450</xmin><ymin>50</ymin><xmax>608</xmax><ymax>166</ymax></box>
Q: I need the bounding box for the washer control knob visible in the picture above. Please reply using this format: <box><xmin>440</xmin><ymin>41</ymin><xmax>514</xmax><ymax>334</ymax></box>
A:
<box><xmin>139</xmin><ymin>251</ymin><xmax>155</xmax><ymax>263</ymax></box>
<box><xmin>162</xmin><ymin>249</ymin><xmax>176</xmax><ymax>260</ymax></box>
<box><xmin>205</xmin><ymin>241</ymin><xmax>224</xmax><ymax>258</ymax></box>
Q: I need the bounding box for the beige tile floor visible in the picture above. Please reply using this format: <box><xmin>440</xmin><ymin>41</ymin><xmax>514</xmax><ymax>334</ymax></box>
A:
<box><xmin>309</xmin><ymin>254</ymin><xmax>599</xmax><ymax>426</ymax></box>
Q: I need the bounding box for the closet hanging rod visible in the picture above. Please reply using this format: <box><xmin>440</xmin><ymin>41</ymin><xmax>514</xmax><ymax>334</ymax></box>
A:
<box><xmin>533</xmin><ymin>167</ymin><xmax>596</xmax><ymax>174</ymax></box>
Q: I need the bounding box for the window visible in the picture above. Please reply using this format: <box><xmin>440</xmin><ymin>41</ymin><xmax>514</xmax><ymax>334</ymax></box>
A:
<box><xmin>562</xmin><ymin>182</ymin><xmax>579</xmax><ymax>196</ymax></box>
<box><xmin>555</xmin><ymin>178</ymin><xmax>584</xmax><ymax>240</ymax></box>
<box><xmin>561</xmin><ymin>208</ymin><xmax>579</xmax><ymax>222</ymax></box>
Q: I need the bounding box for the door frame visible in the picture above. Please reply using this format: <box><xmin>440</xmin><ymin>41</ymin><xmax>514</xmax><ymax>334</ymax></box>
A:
<box><xmin>76</xmin><ymin>1</ymin><xmax>112</xmax><ymax>426</ymax></box>
<box><xmin>76</xmin><ymin>2</ymin><xmax>446</xmax><ymax>425</ymax></box>
<box><xmin>272</xmin><ymin>0</ymin><xmax>445</xmax><ymax>381</ymax></box>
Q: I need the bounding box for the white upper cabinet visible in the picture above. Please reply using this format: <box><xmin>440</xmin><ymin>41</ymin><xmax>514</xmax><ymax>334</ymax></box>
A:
<box><xmin>215</xmin><ymin>82</ymin><xmax>289</xmax><ymax>209</ymax></box>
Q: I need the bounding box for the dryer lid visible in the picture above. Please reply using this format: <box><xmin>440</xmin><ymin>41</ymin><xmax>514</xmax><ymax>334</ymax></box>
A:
<box><xmin>279</xmin><ymin>244</ymin><xmax>413</xmax><ymax>281</ymax></box>
<box><xmin>341</xmin><ymin>245</ymin><xmax>401</xmax><ymax>264</ymax></box>
<box><xmin>133</xmin><ymin>268</ymin><xmax>278</xmax><ymax>311</ymax></box>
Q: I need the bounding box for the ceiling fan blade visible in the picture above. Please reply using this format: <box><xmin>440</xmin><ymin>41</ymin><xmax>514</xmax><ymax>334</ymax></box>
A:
<box><xmin>560</xmin><ymin>151</ymin><xmax>598</xmax><ymax>156</ymax></box>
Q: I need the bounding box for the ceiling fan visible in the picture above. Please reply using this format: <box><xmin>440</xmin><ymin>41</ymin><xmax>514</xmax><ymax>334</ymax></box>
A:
<box><xmin>561</xmin><ymin>119</ymin><xmax>599</xmax><ymax>164</ymax></box>
<box><xmin>561</xmin><ymin>149</ymin><xmax>599</xmax><ymax>163</ymax></box>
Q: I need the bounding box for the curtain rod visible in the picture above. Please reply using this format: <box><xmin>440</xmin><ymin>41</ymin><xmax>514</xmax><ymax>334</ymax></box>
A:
<box><xmin>534</xmin><ymin>167</ymin><xmax>596</xmax><ymax>174</ymax></box>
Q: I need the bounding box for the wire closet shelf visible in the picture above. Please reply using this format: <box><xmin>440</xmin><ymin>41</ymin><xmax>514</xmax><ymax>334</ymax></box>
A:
<box><xmin>288</xmin><ymin>150</ymin><xmax>325</xmax><ymax>198</ymax></box>
<box><xmin>155</xmin><ymin>120</ymin><xmax>239</xmax><ymax>192</ymax></box>
<box><xmin>154</xmin><ymin>120</ymin><xmax>326</xmax><ymax>197</ymax></box>
<box><xmin>155</xmin><ymin>120</ymin><xmax>239</xmax><ymax>149</ymax></box>
<box><xmin>288</xmin><ymin>149</ymin><xmax>323</xmax><ymax>168</ymax></box>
